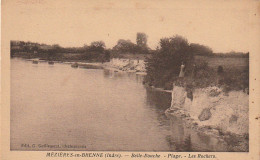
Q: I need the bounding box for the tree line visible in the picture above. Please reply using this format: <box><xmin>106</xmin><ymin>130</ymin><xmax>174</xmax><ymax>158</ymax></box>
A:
<box><xmin>11</xmin><ymin>32</ymin><xmax>248</xmax><ymax>58</ymax></box>
<box><xmin>11</xmin><ymin>32</ymin><xmax>150</xmax><ymax>55</ymax></box>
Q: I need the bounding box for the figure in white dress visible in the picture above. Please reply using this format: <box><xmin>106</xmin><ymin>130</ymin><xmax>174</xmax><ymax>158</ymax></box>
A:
<box><xmin>179</xmin><ymin>62</ymin><xmax>185</xmax><ymax>78</ymax></box>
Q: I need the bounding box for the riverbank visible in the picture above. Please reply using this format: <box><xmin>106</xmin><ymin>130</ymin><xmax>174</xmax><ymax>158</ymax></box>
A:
<box><xmin>165</xmin><ymin>85</ymin><xmax>249</xmax><ymax>151</ymax></box>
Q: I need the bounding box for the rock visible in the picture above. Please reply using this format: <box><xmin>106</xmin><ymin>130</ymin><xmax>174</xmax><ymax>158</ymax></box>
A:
<box><xmin>198</xmin><ymin>108</ymin><xmax>212</xmax><ymax>121</ymax></box>
<box><xmin>211</xmin><ymin>129</ymin><xmax>220</xmax><ymax>135</ymax></box>
<box><xmin>204</xmin><ymin>128</ymin><xmax>219</xmax><ymax>136</ymax></box>
<box><xmin>229</xmin><ymin>114</ymin><xmax>238</xmax><ymax>124</ymax></box>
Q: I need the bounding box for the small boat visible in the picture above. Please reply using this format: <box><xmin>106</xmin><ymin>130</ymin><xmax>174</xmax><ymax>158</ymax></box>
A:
<box><xmin>71</xmin><ymin>63</ymin><xmax>79</xmax><ymax>68</ymax></box>
<box><xmin>32</xmin><ymin>60</ymin><xmax>38</xmax><ymax>64</ymax></box>
<box><xmin>48</xmin><ymin>61</ymin><xmax>54</xmax><ymax>65</ymax></box>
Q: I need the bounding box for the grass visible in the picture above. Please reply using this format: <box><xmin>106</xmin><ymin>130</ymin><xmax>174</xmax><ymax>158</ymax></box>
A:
<box><xmin>195</xmin><ymin>56</ymin><xmax>248</xmax><ymax>69</ymax></box>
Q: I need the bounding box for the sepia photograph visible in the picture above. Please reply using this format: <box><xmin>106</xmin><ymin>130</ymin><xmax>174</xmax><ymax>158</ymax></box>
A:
<box><xmin>2</xmin><ymin>0</ymin><xmax>260</xmax><ymax>158</ymax></box>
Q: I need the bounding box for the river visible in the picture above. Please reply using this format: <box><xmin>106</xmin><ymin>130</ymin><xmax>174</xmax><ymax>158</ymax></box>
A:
<box><xmin>11</xmin><ymin>58</ymin><xmax>231</xmax><ymax>151</ymax></box>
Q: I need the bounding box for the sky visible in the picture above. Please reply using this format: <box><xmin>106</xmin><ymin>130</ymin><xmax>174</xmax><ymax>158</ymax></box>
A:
<box><xmin>2</xmin><ymin>0</ymin><xmax>256</xmax><ymax>52</ymax></box>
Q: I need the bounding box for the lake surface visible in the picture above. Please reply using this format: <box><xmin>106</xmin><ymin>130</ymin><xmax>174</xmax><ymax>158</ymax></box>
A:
<box><xmin>11</xmin><ymin>58</ymin><xmax>231</xmax><ymax>151</ymax></box>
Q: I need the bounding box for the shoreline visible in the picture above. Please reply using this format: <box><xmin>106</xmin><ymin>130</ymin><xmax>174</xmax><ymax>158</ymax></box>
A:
<box><xmin>23</xmin><ymin>57</ymin><xmax>147</xmax><ymax>75</ymax></box>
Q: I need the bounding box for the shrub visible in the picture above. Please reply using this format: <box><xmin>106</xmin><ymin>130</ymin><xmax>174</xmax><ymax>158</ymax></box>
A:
<box><xmin>189</xmin><ymin>60</ymin><xmax>217</xmax><ymax>88</ymax></box>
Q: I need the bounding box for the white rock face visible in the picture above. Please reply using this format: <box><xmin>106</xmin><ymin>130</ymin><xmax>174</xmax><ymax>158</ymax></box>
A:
<box><xmin>170</xmin><ymin>85</ymin><xmax>187</xmax><ymax>109</ymax></box>
<box><xmin>170</xmin><ymin>85</ymin><xmax>249</xmax><ymax>135</ymax></box>
<box><xmin>110</xmin><ymin>58</ymin><xmax>145</xmax><ymax>72</ymax></box>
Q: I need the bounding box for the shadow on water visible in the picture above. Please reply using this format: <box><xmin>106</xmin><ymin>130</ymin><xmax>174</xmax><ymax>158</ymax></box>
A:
<box><xmin>145</xmin><ymin>87</ymin><xmax>172</xmax><ymax>111</ymax></box>
<box><xmin>145</xmin><ymin>87</ymin><xmax>172</xmax><ymax>128</ymax></box>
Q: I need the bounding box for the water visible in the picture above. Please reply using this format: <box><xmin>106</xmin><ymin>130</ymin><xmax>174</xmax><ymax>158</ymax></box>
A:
<box><xmin>11</xmin><ymin>58</ymin><xmax>230</xmax><ymax>151</ymax></box>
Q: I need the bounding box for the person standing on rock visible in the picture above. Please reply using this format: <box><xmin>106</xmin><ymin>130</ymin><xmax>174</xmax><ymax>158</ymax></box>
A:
<box><xmin>179</xmin><ymin>62</ymin><xmax>185</xmax><ymax>78</ymax></box>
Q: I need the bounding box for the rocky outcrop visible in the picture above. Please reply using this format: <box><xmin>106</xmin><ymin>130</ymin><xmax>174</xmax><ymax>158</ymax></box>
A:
<box><xmin>167</xmin><ymin>85</ymin><xmax>249</xmax><ymax>136</ymax></box>
<box><xmin>109</xmin><ymin>58</ymin><xmax>146</xmax><ymax>72</ymax></box>
<box><xmin>170</xmin><ymin>86</ymin><xmax>187</xmax><ymax>108</ymax></box>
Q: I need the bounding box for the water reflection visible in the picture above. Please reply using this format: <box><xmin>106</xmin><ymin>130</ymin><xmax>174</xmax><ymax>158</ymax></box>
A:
<box><xmin>166</xmin><ymin>115</ymin><xmax>229</xmax><ymax>152</ymax></box>
<box><xmin>103</xmin><ymin>69</ymin><xmax>144</xmax><ymax>84</ymax></box>
<box><xmin>103</xmin><ymin>69</ymin><xmax>110</xmax><ymax>78</ymax></box>
<box><xmin>103</xmin><ymin>69</ymin><xmax>125</xmax><ymax>79</ymax></box>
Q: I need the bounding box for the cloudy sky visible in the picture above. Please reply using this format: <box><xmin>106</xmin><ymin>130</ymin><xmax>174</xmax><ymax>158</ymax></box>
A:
<box><xmin>2</xmin><ymin>0</ymin><xmax>258</xmax><ymax>52</ymax></box>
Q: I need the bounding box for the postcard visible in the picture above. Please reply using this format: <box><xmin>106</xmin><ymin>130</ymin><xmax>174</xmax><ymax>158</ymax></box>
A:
<box><xmin>1</xmin><ymin>0</ymin><xmax>260</xmax><ymax>160</ymax></box>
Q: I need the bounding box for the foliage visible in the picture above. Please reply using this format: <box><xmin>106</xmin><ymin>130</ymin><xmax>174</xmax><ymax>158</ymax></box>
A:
<box><xmin>89</xmin><ymin>41</ymin><xmax>106</xmax><ymax>52</ymax></box>
<box><xmin>144</xmin><ymin>35</ymin><xmax>194</xmax><ymax>89</ymax></box>
<box><xmin>212</xmin><ymin>52</ymin><xmax>249</xmax><ymax>58</ymax></box>
<box><xmin>221</xmin><ymin>64</ymin><xmax>249</xmax><ymax>92</ymax></box>
<box><xmin>185</xmin><ymin>60</ymin><xmax>217</xmax><ymax>88</ymax></box>
<box><xmin>111</xmin><ymin>33</ymin><xmax>150</xmax><ymax>54</ymax></box>
<box><xmin>112</xmin><ymin>39</ymin><xmax>137</xmax><ymax>53</ymax></box>
<box><xmin>144</xmin><ymin>35</ymin><xmax>249</xmax><ymax>91</ymax></box>
<box><xmin>10</xmin><ymin>40</ymin><xmax>110</xmax><ymax>62</ymax></box>
<box><xmin>136</xmin><ymin>32</ymin><xmax>148</xmax><ymax>48</ymax></box>
<box><xmin>190</xmin><ymin>43</ymin><xmax>213</xmax><ymax>56</ymax></box>
<box><xmin>176</xmin><ymin>60</ymin><xmax>249</xmax><ymax>92</ymax></box>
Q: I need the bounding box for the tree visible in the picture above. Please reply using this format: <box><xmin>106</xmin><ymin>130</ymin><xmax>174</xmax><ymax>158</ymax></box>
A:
<box><xmin>89</xmin><ymin>41</ymin><xmax>106</xmax><ymax>52</ymax></box>
<box><xmin>104</xmin><ymin>50</ymin><xmax>111</xmax><ymax>61</ymax></box>
<box><xmin>90</xmin><ymin>41</ymin><xmax>105</xmax><ymax>48</ymax></box>
<box><xmin>190</xmin><ymin>43</ymin><xmax>213</xmax><ymax>56</ymax></box>
<box><xmin>113</xmin><ymin>39</ymin><xmax>136</xmax><ymax>53</ymax></box>
<box><xmin>145</xmin><ymin>35</ymin><xmax>193</xmax><ymax>89</ymax></box>
<box><xmin>136</xmin><ymin>32</ymin><xmax>148</xmax><ymax>47</ymax></box>
<box><xmin>52</xmin><ymin>44</ymin><xmax>61</xmax><ymax>51</ymax></box>
<box><xmin>136</xmin><ymin>32</ymin><xmax>150</xmax><ymax>54</ymax></box>
<box><xmin>32</xmin><ymin>45</ymin><xmax>39</xmax><ymax>52</ymax></box>
<box><xmin>83</xmin><ymin>44</ymin><xmax>89</xmax><ymax>48</ymax></box>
